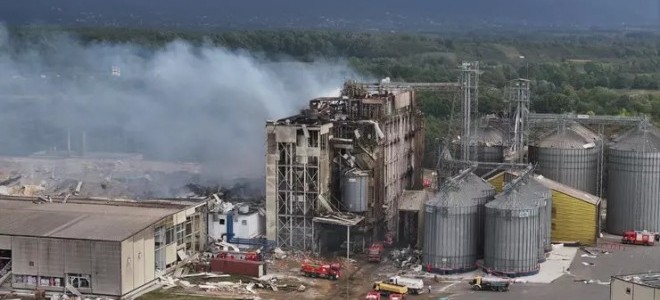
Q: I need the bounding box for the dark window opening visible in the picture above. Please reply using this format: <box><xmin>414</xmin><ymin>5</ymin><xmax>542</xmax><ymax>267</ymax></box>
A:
<box><xmin>626</xmin><ymin>287</ymin><xmax>631</xmax><ymax>294</ymax></box>
<box><xmin>219</xmin><ymin>219</ymin><xmax>225</xmax><ymax>225</ymax></box>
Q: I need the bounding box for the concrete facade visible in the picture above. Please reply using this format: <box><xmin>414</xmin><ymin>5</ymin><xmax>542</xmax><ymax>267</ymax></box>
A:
<box><xmin>265</xmin><ymin>83</ymin><xmax>424</xmax><ymax>251</ymax></box>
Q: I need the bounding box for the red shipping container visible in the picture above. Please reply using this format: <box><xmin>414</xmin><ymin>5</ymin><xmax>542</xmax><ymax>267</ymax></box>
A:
<box><xmin>210</xmin><ymin>258</ymin><xmax>266</xmax><ymax>278</ymax></box>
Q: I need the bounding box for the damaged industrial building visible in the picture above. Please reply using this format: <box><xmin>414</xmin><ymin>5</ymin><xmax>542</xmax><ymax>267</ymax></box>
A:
<box><xmin>265</xmin><ymin>80</ymin><xmax>430</xmax><ymax>252</ymax></box>
<box><xmin>0</xmin><ymin>197</ymin><xmax>207</xmax><ymax>298</ymax></box>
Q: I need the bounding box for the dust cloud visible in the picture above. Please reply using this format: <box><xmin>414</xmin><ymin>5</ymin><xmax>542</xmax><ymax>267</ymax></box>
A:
<box><xmin>0</xmin><ymin>26</ymin><xmax>362</xmax><ymax>181</ymax></box>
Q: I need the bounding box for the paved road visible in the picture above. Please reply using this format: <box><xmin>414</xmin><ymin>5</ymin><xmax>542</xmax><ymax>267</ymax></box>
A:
<box><xmin>442</xmin><ymin>243</ymin><xmax>660</xmax><ymax>300</ymax></box>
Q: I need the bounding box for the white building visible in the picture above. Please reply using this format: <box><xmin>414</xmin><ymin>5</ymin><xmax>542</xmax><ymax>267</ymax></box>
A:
<box><xmin>207</xmin><ymin>201</ymin><xmax>265</xmax><ymax>247</ymax></box>
<box><xmin>611</xmin><ymin>273</ymin><xmax>660</xmax><ymax>300</ymax></box>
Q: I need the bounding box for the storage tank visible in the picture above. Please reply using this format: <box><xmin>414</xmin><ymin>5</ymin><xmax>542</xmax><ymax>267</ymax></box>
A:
<box><xmin>452</xmin><ymin>125</ymin><xmax>506</xmax><ymax>176</ymax></box>
<box><xmin>484</xmin><ymin>180</ymin><xmax>541</xmax><ymax>277</ymax></box>
<box><xmin>606</xmin><ymin>124</ymin><xmax>660</xmax><ymax>234</ymax></box>
<box><xmin>340</xmin><ymin>170</ymin><xmax>369</xmax><ymax>212</ymax></box>
<box><xmin>518</xmin><ymin>177</ymin><xmax>553</xmax><ymax>260</ymax></box>
<box><xmin>528</xmin><ymin>122</ymin><xmax>601</xmax><ymax>195</ymax></box>
<box><xmin>423</xmin><ymin>172</ymin><xmax>495</xmax><ymax>274</ymax></box>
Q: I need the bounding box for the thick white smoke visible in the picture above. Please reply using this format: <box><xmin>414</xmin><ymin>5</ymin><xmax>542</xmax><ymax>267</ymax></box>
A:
<box><xmin>0</xmin><ymin>27</ymin><xmax>363</xmax><ymax>181</ymax></box>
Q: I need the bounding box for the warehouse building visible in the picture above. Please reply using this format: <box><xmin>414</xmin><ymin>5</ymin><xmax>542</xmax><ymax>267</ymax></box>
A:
<box><xmin>487</xmin><ymin>171</ymin><xmax>601</xmax><ymax>245</ymax></box>
<box><xmin>0</xmin><ymin>197</ymin><xmax>207</xmax><ymax>299</ymax></box>
<box><xmin>611</xmin><ymin>273</ymin><xmax>660</xmax><ymax>300</ymax></box>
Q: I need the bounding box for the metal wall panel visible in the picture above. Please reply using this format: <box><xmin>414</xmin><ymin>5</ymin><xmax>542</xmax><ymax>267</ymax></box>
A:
<box><xmin>635</xmin><ymin>285</ymin><xmax>655</xmax><ymax>299</ymax></box>
<box><xmin>121</xmin><ymin>239</ymin><xmax>134</xmax><ymax>294</ymax></box>
<box><xmin>423</xmin><ymin>173</ymin><xmax>495</xmax><ymax>273</ymax></box>
<box><xmin>64</xmin><ymin>240</ymin><xmax>92</xmax><ymax>274</ymax></box>
<box><xmin>92</xmin><ymin>241</ymin><xmax>121</xmax><ymax>296</ymax></box>
<box><xmin>484</xmin><ymin>189</ymin><xmax>541</xmax><ymax>276</ymax></box>
<box><xmin>132</xmin><ymin>234</ymin><xmax>145</xmax><ymax>289</ymax></box>
<box><xmin>340</xmin><ymin>172</ymin><xmax>369</xmax><ymax>212</ymax></box>
<box><xmin>0</xmin><ymin>235</ymin><xmax>11</xmax><ymax>249</ymax></box>
<box><xmin>610</xmin><ymin>278</ymin><xmax>633</xmax><ymax>300</ymax></box>
<box><xmin>38</xmin><ymin>238</ymin><xmax>65</xmax><ymax>277</ymax></box>
<box><xmin>12</xmin><ymin>236</ymin><xmax>39</xmax><ymax>275</ymax></box>
<box><xmin>529</xmin><ymin>147</ymin><xmax>600</xmax><ymax>195</ymax></box>
<box><xmin>607</xmin><ymin>150</ymin><xmax>660</xmax><ymax>234</ymax></box>
<box><xmin>143</xmin><ymin>228</ymin><xmax>156</xmax><ymax>283</ymax></box>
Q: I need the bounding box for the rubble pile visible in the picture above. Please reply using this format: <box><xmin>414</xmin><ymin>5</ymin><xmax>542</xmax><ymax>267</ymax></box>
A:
<box><xmin>0</xmin><ymin>156</ymin><xmax>202</xmax><ymax>199</ymax></box>
<box><xmin>390</xmin><ymin>246</ymin><xmax>423</xmax><ymax>269</ymax></box>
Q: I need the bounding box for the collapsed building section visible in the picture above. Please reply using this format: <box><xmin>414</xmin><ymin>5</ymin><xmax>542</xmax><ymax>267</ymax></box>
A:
<box><xmin>265</xmin><ymin>81</ymin><xmax>424</xmax><ymax>251</ymax></box>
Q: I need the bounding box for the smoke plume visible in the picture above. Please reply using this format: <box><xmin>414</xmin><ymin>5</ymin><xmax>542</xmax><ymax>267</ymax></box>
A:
<box><xmin>0</xmin><ymin>26</ymin><xmax>362</xmax><ymax>181</ymax></box>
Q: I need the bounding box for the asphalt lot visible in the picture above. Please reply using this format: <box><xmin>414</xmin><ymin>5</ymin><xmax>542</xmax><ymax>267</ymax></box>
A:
<box><xmin>441</xmin><ymin>240</ymin><xmax>660</xmax><ymax>300</ymax></box>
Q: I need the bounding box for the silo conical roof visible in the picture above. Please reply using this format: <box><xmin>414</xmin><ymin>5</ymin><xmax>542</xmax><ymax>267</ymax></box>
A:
<box><xmin>535</xmin><ymin>122</ymin><xmax>600</xmax><ymax>149</ymax></box>
<box><xmin>610</xmin><ymin>124</ymin><xmax>660</xmax><ymax>152</ymax></box>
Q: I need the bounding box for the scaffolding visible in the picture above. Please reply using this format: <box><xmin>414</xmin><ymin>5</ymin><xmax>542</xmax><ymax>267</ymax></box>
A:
<box><xmin>266</xmin><ymin>123</ymin><xmax>332</xmax><ymax>250</ymax></box>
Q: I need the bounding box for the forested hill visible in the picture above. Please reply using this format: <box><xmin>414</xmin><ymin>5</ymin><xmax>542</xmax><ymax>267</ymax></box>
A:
<box><xmin>0</xmin><ymin>0</ymin><xmax>657</xmax><ymax>30</ymax></box>
<box><xmin>4</xmin><ymin>27</ymin><xmax>660</xmax><ymax>166</ymax></box>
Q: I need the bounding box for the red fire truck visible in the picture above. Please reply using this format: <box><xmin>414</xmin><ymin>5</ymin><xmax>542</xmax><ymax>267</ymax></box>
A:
<box><xmin>368</xmin><ymin>242</ymin><xmax>385</xmax><ymax>263</ymax></box>
<box><xmin>300</xmin><ymin>260</ymin><xmax>341</xmax><ymax>280</ymax></box>
<box><xmin>621</xmin><ymin>231</ymin><xmax>658</xmax><ymax>246</ymax></box>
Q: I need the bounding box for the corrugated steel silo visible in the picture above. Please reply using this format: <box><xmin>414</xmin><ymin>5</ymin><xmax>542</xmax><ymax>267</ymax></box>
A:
<box><xmin>423</xmin><ymin>172</ymin><xmax>495</xmax><ymax>274</ymax></box>
<box><xmin>529</xmin><ymin>122</ymin><xmax>601</xmax><ymax>195</ymax></box>
<box><xmin>484</xmin><ymin>180</ymin><xmax>541</xmax><ymax>277</ymax></box>
<box><xmin>452</xmin><ymin>125</ymin><xmax>506</xmax><ymax>176</ymax></box>
<box><xmin>519</xmin><ymin>178</ymin><xmax>553</xmax><ymax>260</ymax></box>
<box><xmin>340</xmin><ymin>170</ymin><xmax>369</xmax><ymax>212</ymax></box>
<box><xmin>606</xmin><ymin>124</ymin><xmax>660</xmax><ymax>234</ymax></box>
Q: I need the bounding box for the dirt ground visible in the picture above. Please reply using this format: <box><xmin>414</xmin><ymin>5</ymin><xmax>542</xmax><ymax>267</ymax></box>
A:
<box><xmin>142</xmin><ymin>236</ymin><xmax>660</xmax><ymax>300</ymax></box>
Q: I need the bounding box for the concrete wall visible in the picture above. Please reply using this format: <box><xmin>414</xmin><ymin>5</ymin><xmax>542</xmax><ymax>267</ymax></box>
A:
<box><xmin>11</xmin><ymin>236</ymin><xmax>121</xmax><ymax>296</ymax></box>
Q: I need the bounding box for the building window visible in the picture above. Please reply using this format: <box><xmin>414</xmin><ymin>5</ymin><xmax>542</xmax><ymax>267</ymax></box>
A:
<box><xmin>67</xmin><ymin>274</ymin><xmax>91</xmax><ymax>289</ymax></box>
<box><xmin>176</xmin><ymin>223</ymin><xmax>185</xmax><ymax>245</ymax></box>
<box><xmin>551</xmin><ymin>223</ymin><xmax>556</xmax><ymax>230</ymax></box>
<box><xmin>551</xmin><ymin>207</ymin><xmax>557</xmax><ymax>218</ymax></box>
<box><xmin>219</xmin><ymin>218</ymin><xmax>225</xmax><ymax>225</ymax></box>
<box><xmin>165</xmin><ymin>226</ymin><xmax>174</xmax><ymax>245</ymax></box>
<box><xmin>241</xmin><ymin>220</ymin><xmax>247</xmax><ymax>226</ymax></box>
<box><xmin>14</xmin><ymin>275</ymin><xmax>38</xmax><ymax>286</ymax></box>
<box><xmin>626</xmin><ymin>287</ymin><xmax>631</xmax><ymax>294</ymax></box>
<box><xmin>39</xmin><ymin>276</ymin><xmax>64</xmax><ymax>287</ymax></box>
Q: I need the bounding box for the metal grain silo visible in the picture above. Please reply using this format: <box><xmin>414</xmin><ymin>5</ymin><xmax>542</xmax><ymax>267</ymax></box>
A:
<box><xmin>519</xmin><ymin>178</ymin><xmax>553</xmax><ymax>260</ymax></box>
<box><xmin>529</xmin><ymin>122</ymin><xmax>601</xmax><ymax>195</ymax></box>
<box><xmin>423</xmin><ymin>170</ymin><xmax>495</xmax><ymax>274</ymax></box>
<box><xmin>606</xmin><ymin>124</ymin><xmax>660</xmax><ymax>235</ymax></box>
<box><xmin>484</xmin><ymin>180</ymin><xmax>541</xmax><ymax>277</ymax></box>
<box><xmin>340</xmin><ymin>170</ymin><xmax>369</xmax><ymax>212</ymax></box>
<box><xmin>452</xmin><ymin>125</ymin><xmax>506</xmax><ymax>176</ymax></box>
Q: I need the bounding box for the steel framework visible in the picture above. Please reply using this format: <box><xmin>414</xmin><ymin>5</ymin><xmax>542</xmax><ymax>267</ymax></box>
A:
<box><xmin>459</xmin><ymin>62</ymin><xmax>480</xmax><ymax>161</ymax></box>
<box><xmin>506</xmin><ymin>79</ymin><xmax>531</xmax><ymax>163</ymax></box>
<box><xmin>272</xmin><ymin>127</ymin><xmax>327</xmax><ymax>250</ymax></box>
